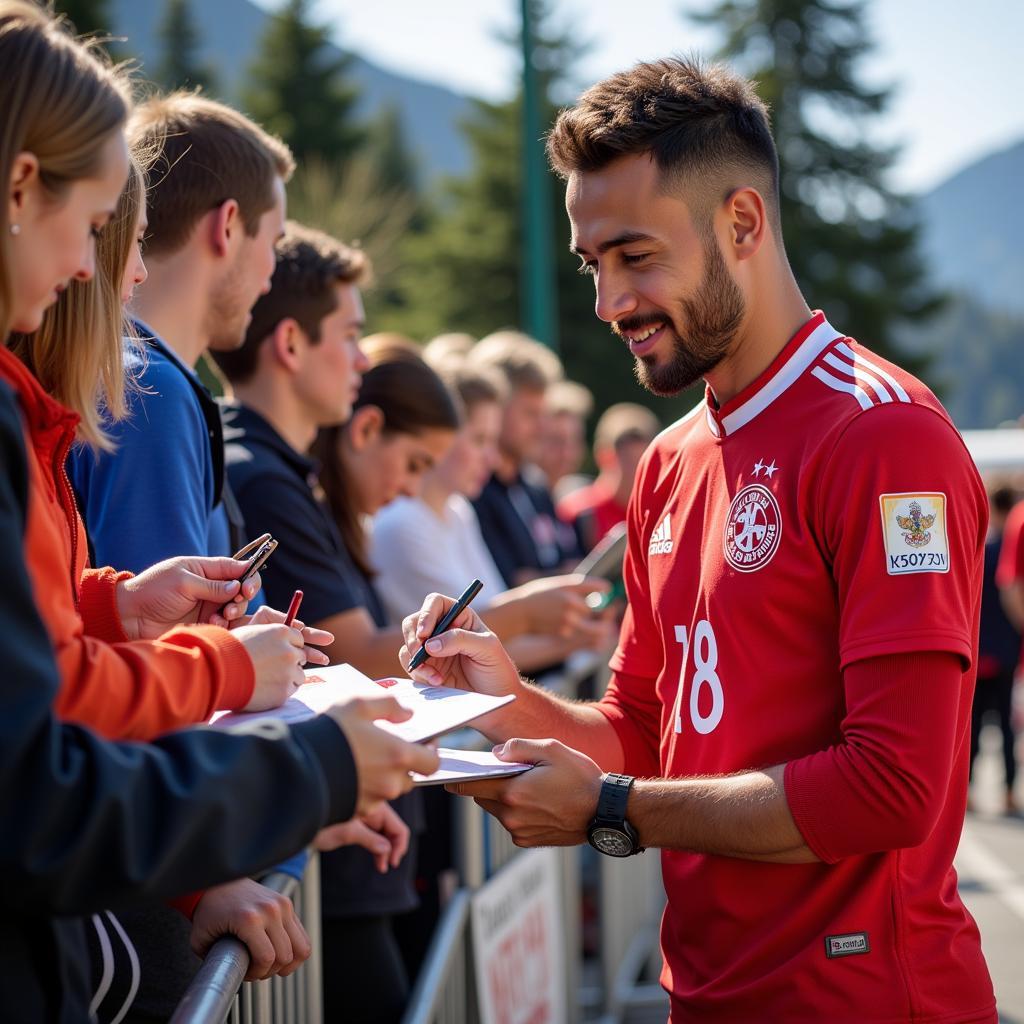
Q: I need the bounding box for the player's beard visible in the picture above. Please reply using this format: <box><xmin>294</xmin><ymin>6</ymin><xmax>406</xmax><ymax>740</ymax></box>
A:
<box><xmin>625</xmin><ymin>238</ymin><xmax>745</xmax><ymax>398</ymax></box>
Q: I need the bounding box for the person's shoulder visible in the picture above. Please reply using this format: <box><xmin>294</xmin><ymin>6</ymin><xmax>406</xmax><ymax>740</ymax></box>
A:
<box><xmin>798</xmin><ymin>335</ymin><xmax>946</xmax><ymax>434</ymax></box>
<box><xmin>120</xmin><ymin>348</ymin><xmax>203</xmax><ymax>432</ymax></box>
<box><xmin>474</xmin><ymin>476</ymin><xmax>505</xmax><ymax>510</ymax></box>
<box><xmin>374</xmin><ymin>495</ymin><xmax>427</xmax><ymax>535</ymax></box>
<box><xmin>823</xmin><ymin>346</ymin><xmax>966</xmax><ymax>461</ymax></box>
<box><xmin>228</xmin><ymin>447</ymin><xmax>305</xmax><ymax>504</ymax></box>
<box><xmin>521</xmin><ymin>474</ymin><xmax>557</xmax><ymax>510</ymax></box>
<box><xmin>631</xmin><ymin>398</ymin><xmax>707</xmax><ymax>492</ymax></box>
<box><xmin>447</xmin><ymin>493</ymin><xmax>480</xmax><ymax>526</ymax></box>
<box><xmin>131</xmin><ymin>344</ymin><xmax>193</xmax><ymax>393</ymax></box>
<box><xmin>649</xmin><ymin>398</ymin><xmax>707</xmax><ymax>452</ymax></box>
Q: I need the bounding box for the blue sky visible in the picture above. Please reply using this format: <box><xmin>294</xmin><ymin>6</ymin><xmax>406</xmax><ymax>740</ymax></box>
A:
<box><xmin>254</xmin><ymin>0</ymin><xmax>1024</xmax><ymax>195</ymax></box>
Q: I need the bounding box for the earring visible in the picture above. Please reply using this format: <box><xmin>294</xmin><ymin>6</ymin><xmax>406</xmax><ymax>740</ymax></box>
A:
<box><xmin>9</xmin><ymin>224</ymin><xmax>19</xmax><ymax>236</ymax></box>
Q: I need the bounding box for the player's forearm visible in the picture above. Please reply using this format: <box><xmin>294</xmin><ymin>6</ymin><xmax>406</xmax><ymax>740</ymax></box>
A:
<box><xmin>481</xmin><ymin>680</ymin><xmax>626</xmax><ymax>771</ymax></box>
<box><xmin>627</xmin><ymin>765</ymin><xmax>818</xmax><ymax>864</ymax></box>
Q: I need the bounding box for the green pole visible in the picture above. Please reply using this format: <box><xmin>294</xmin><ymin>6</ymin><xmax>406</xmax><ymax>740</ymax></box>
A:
<box><xmin>520</xmin><ymin>0</ymin><xmax>559</xmax><ymax>352</ymax></box>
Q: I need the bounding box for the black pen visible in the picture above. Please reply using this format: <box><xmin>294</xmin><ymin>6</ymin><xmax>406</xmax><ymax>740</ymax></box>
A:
<box><xmin>408</xmin><ymin>579</ymin><xmax>483</xmax><ymax>671</ymax></box>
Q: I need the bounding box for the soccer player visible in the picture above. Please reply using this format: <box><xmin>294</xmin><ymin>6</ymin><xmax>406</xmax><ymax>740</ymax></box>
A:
<box><xmin>399</xmin><ymin>58</ymin><xmax>996</xmax><ymax>1022</ymax></box>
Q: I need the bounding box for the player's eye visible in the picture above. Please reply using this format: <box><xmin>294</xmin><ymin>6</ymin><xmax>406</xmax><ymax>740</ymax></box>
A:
<box><xmin>577</xmin><ymin>261</ymin><xmax>596</xmax><ymax>277</ymax></box>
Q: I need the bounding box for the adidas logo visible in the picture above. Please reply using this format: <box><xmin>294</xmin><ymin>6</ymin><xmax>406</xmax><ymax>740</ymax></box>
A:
<box><xmin>648</xmin><ymin>513</ymin><xmax>673</xmax><ymax>556</ymax></box>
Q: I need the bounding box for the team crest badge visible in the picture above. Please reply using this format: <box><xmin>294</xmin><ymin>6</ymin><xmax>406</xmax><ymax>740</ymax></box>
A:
<box><xmin>879</xmin><ymin>493</ymin><xmax>950</xmax><ymax>575</ymax></box>
<box><xmin>723</xmin><ymin>484</ymin><xmax>782</xmax><ymax>572</ymax></box>
<box><xmin>895</xmin><ymin>501</ymin><xmax>934</xmax><ymax>548</ymax></box>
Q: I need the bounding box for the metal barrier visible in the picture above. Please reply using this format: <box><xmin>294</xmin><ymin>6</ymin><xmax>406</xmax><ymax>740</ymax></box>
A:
<box><xmin>169</xmin><ymin>859</ymin><xmax>322</xmax><ymax>1024</ymax></box>
<box><xmin>597</xmin><ymin>851</ymin><xmax>666</xmax><ymax>1022</ymax></box>
<box><xmin>402</xmin><ymin>889</ymin><xmax>476</xmax><ymax>1024</ymax></box>
<box><xmin>172</xmin><ymin>650</ymin><xmax>666</xmax><ymax>1024</ymax></box>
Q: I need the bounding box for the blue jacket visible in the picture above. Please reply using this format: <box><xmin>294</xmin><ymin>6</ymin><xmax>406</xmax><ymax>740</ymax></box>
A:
<box><xmin>68</xmin><ymin>323</ymin><xmax>231</xmax><ymax>572</ymax></box>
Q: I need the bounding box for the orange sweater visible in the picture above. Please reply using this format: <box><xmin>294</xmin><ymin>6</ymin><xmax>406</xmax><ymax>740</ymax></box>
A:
<box><xmin>0</xmin><ymin>346</ymin><xmax>255</xmax><ymax>741</ymax></box>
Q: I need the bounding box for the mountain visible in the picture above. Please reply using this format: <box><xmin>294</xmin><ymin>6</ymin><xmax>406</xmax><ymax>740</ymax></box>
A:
<box><xmin>917</xmin><ymin>139</ymin><xmax>1024</xmax><ymax>317</ymax></box>
<box><xmin>900</xmin><ymin>138</ymin><xmax>1024</xmax><ymax>428</ymax></box>
<box><xmin>109</xmin><ymin>0</ymin><xmax>473</xmax><ymax>184</ymax></box>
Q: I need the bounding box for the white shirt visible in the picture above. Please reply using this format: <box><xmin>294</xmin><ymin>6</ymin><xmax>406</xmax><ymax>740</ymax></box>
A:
<box><xmin>370</xmin><ymin>494</ymin><xmax>508</xmax><ymax>625</ymax></box>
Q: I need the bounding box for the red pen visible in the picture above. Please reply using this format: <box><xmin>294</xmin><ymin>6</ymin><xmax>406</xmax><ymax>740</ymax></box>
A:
<box><xmin>284</xmin><ymin>590</ymin><xmax>304</xmax><ymax>627</ymax></box>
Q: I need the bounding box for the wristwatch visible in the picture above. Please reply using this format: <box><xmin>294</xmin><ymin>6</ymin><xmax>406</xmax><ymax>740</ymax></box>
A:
<box><xmin>587</xmin><ymin>773</ymin><xmax>643</xmax><ymax>857</ymax></box>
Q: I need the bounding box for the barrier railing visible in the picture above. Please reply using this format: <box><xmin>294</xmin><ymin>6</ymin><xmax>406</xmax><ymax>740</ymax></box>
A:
<box><xmin>173</xmin><ymin>650</ymin><xmax>665</xmax><ymax>1024</ymax></box>
<box><xmin>402</xmin><ymin>889</ymin><xmax>476</xmax><ymax>1024</ymax></box>
<box><xmin>169</xmin><ymin>858</ymin><xmax>322</xmax><ymax>1024</ymax></box>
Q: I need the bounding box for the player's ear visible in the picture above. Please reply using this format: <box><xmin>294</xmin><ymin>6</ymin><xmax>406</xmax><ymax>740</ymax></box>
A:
<box><xmin>726</xmin><ymin>186</ymin><xmax>767</xmax><ymax>261</ymax></box>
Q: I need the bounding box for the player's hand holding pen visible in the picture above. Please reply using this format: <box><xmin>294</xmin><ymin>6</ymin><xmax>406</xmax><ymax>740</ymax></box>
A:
<box><xmin>400</xmin><ymin>591</ymin><xmax>522</xmax><ymax>697</ymax></box>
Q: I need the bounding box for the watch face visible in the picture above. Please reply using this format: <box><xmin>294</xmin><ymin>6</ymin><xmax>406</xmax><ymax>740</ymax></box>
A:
<box><xmin>590</xmin><ymin>827</ymin><xmax>634</xmax><ymax>857</ymax></box>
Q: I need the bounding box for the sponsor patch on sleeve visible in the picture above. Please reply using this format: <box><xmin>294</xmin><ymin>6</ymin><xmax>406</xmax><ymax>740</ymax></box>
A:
<box><xmin>879</xmin><ymin>492</ymin><xmax>949</xmax><ymax>576</ymax></box>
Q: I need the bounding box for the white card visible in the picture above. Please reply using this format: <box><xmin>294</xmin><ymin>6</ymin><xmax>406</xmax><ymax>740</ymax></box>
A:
<box><xmin>211</xmin><ymin>663</ymin><xmax>515</xmax><ymax>744</ymax></box>
<box><xmin>412</xmin><ymin>747</ymin><xmax>533</xmax><ymax>786</ymax></box>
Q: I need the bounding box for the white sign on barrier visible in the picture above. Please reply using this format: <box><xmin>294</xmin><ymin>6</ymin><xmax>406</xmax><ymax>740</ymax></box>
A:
<box><xmin>470</xmin><ymin>847</ymin><xmax>567</xmax><ymax>1024</ymax></box>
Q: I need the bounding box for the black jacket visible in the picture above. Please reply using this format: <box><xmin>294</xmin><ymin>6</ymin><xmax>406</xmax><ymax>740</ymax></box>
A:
<box><xmin>0</xmin><ymin>381</ymin><xmax>357</xmax><ymax>1021</ymax></box>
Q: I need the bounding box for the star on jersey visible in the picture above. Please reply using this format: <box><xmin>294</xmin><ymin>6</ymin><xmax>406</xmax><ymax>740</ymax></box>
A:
<box><xmin>752</xmin><ymin>460</ymin><xmax>779</xmax><ymax>479</ymax></box>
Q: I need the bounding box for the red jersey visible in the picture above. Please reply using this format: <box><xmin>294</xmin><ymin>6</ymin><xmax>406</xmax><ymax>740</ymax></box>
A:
<box><xmin>600</xmin><ymin>312</ymin><xmax>994</xmax><ymax>1022</ymax></box>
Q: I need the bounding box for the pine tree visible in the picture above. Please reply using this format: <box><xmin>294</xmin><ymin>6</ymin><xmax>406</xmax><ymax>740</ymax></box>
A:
<box><xmin>242</xmin><ymin>0</ymin><xmax>365</xmax><ymax>166</ymax></box>
<box><xmin>52</xmin><ymin>0</ymin><xmax>110</xmax><ymax>36</ymax></box>
<box><xmin>692</xmin><ymin>0</ymin><xmax>942</xmax><ymax>364</ymax></box>
<box><xmin>384</xmin><ymin>1</ymin><xmax>686</xmax><ymax>421</ymax></box>
<box><xmin>155</xmin><ymin>0</ymin><xmax>216</xmax><ymax>94</ymax></box>
<box><xmin>364</xmin><ymin>106</ymin><xmax>418</xmax><ymax>198</ymax></box>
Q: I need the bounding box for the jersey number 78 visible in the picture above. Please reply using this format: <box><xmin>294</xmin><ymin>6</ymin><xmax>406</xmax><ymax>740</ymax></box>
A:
<box><xmin>672</xmin><ymin>620</ymin><xmax>724</xmax><ymax>735</ymax></box>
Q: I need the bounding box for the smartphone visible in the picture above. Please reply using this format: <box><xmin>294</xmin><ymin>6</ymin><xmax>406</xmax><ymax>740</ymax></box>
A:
<box><xmin>575</xmin><ymin>521</ymin><xmax>628</xmax><ymax>581</ymax></box>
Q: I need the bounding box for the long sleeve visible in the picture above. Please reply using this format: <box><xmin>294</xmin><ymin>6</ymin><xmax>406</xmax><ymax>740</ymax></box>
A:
<box><xmin>784</xmin><ymin>651</ymin><xmax>963</xmax><ymax>862</ymax></box>
<box><xmin>51</xmin><ymin>623</ymin><xmax>255</xmax><ymax>740</ymax></box>
<box><xmin>78</xmin><ymin>565</ymin><xmax>133</xmax><ymax>643</ymax></box>
<box><xmin>0</xmin><ymin>382</ymin><xmax>357</xmax><ymax>915</ymax></box>
<box><xmin>33</xmin><ymin>440</ymin><xmax>257</xmax><ymax>739</ymax></box>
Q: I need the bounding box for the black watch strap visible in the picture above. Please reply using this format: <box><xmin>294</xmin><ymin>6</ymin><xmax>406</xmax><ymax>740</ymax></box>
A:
<box><xmin>596</xmin><ymin>773</ymin><xmax>635</xmax><ymax>823</ymax></box>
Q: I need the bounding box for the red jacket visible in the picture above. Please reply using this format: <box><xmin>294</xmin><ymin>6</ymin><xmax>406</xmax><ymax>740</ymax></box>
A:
<box><xmin>0</xmin><ymin>346</ymin><xmax>255</xmax><ymax>741</ymax></box>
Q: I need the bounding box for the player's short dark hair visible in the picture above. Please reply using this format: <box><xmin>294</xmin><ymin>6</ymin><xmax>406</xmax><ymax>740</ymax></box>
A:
<box><xmin>213</xmin><ymin>221</ymin><xmax>370</xmax><ymax>385</ymax></box>
<box><xmin>546</xmin><ymin>56</ymin><xmax>780</xmax><ymax>231</ymax></box>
